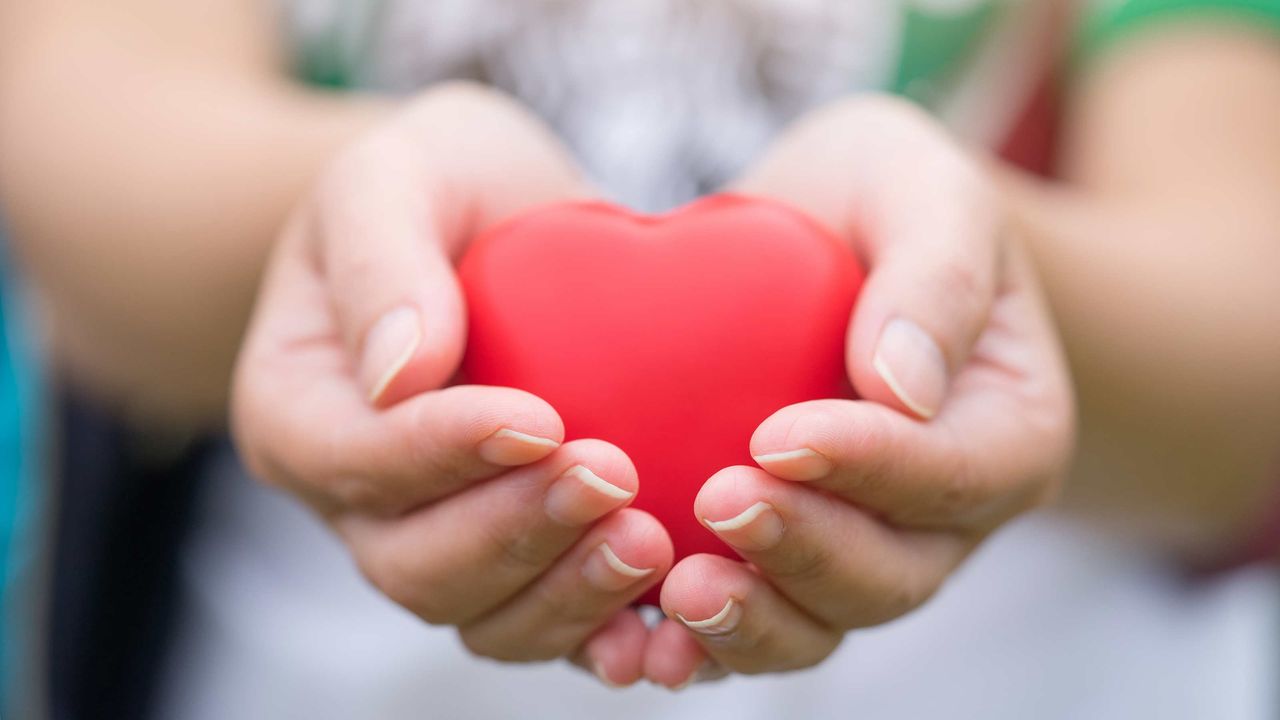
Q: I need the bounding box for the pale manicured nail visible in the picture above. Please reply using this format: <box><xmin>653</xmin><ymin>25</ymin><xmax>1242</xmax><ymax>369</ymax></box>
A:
<box><xmin>703</xmin><ymin>502</ymin><xmax>784</xmax><ymax>551</ymax></box>
<box><xmin>752</xmin><ymin>448</ymin><xmax>832</xmax><ymax>481</ymax></box>
<box><xmin>676</xmin><ymin>598</ymin><xmax>742</xmax><ymax>636</ymax></box>
<box><xmin>872</xmin><ymin>317</ymin><xmax>947</xmax><ymax>419</ymax></box>
<box><xmin>361</xmin><ymin>306</ymin><xmax>421</xmax><ymax>403</ymax></box>
<box><xmin>593</xmin><ymin>660</ymin><xmax>627</xmax><ymax>689</ymax></box>
<box><xmin>582</xmin><ymin>543</ymin><xmax>654</xmax><ymax>592</ymax></box>
<box><xmin>545</xmin><ymin>465</ymin><xmax>634</xmax><ymax>526</ymax></box>
<box><xmin>477</xmin><ymin>428</ymin><xmax>560</xmax><ymax>466</ymax></box>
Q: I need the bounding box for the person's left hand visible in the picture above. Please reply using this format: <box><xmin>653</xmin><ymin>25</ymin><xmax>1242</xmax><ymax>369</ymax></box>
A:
<box><xmin>641</xmin><ymin>96</ymin><xmax>1076</xmax><ymax>688</ymax></box>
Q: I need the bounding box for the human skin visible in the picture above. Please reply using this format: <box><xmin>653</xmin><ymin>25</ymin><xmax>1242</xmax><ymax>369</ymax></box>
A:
<box><xmin>1</xmin><ymin>0</ymin><xmax>1277</xmax><ymax>689</ymax></box>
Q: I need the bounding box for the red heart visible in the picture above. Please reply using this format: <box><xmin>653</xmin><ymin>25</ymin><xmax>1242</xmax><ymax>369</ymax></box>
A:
<box><xmin>459</xmin><ymin>194</ymin><xmax>864</xmax><ymax>604</ymax></box>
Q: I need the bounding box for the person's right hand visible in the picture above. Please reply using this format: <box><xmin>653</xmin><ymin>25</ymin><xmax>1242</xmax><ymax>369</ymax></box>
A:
<box><xmin>231</xmin><ymin>83</ymin><xmax>673</xmax><ymax>687</ymax></box>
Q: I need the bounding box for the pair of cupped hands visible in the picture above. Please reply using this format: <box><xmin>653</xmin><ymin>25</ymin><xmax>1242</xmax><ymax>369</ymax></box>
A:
<box><xmin>232</xmin><ymin>83</ymin><xmax>1074</xmax><ymax>690</ymax></box>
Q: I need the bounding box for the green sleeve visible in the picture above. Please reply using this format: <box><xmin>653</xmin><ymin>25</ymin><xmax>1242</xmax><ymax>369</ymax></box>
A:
<box><xmin>1079</xmin><ymin>0</ymin><xmax>1280</xmax><ymax>59</ymax></box>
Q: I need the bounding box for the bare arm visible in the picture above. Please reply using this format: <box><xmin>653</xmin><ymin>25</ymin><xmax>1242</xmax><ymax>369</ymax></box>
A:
<box><xmin>0</xmin><ymin>0</ymin><xmax>391</xmax><ymax>429</ymax></box>
<box><xmin>1005</xmin><ymin>21</ymin><xmax>1280</xmax><ymax>558</ymax></box>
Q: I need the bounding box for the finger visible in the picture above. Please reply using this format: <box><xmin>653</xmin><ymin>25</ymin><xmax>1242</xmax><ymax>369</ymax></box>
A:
<box><xmin>237</xmin><ymin>362</ymin><xmax>564</xmax><ymax>516</ymax></box>
<box><xmin>571</xmin><ymin>610</ymin><xmax>649</xmax><ymax>689</ymax></box>
<box><xmin>339</xmin><ymin>440</ymin><xmax>639</xmax><ymax>625</ymax></box>
<box><xmin>696</xmin><ymin>465</ymin><xmax>972</xmax><ymax>628</ymax></box>
<box><xmin>751</xmin><ymin>359</ymin><xmax>1064</xmax><ymax>531</ymax></box>
<box><xmin>642</xmin><ymin>619</ymin><xmax>717</xmax><ymax>690</ymax></box>
<box><xmin>750</xmin><ymin>399</ymin><xmax>998</xmax><ymax>529</ymax></box>
<box><xmin>316</xmin><ymin>87</ymin><xmax>592</xmax><ymax>407</ymax></box>
<box><xmin>313</xmin><ymin>141</ymin><xmax>468</xmax><ymax>406</ymax></box>
<box><xmin>735</xmin><ymin>96</ymin><xmax>1003</xmax><ymax>419</ymax></box>
<box><xmin>457</xmin><ymin>509</ymin><xmax>673</xmax><ymax>663</ymax></box>
<box><xmin>660</xmin><ymin>554</ymin><xmax>842</xmax><ymax>675</ymax></box>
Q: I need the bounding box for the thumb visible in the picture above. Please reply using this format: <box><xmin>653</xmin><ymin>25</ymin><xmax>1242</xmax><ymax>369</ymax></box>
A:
<box><xmin>844</xmin><ymin>179</ymin><xmax>1001</xmax><ymax>420</ymax></box>
<box><xmin>736</xmin><ymin>97</ymin><xmax>1002</xmax><ymax>419</ymax></box>
<box><xmin>315</xmin><ymin>95</ymin><xmax>593</xmax><ymax>408</ymax></box>
<box><xmin>313</xmin><ymin>146</ymin><xmax>468</xmax><ymax>406</ymax></box>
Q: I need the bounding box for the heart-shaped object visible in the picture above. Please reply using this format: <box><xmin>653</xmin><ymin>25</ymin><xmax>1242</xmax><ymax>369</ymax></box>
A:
<box><xmin>459</xmin><ymin>194</ymin><xmax>864</xmax><ymax>603</ymax></box>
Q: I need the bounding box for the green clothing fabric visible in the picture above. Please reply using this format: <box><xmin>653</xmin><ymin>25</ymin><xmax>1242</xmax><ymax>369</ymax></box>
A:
<box><xmin>1083</xmin><ymin>0</ymin><xmax>1280</xmax><ymax>57</ymax></box>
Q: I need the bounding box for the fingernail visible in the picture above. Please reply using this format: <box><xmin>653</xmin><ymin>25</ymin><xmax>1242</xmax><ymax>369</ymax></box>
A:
<box><xmin>593</xmin><ymin>660</ymin><xmax>627</xmax><ymax>689</ymax></box>
<box><xmin>872</xmin><ymin>317</ymin><xmax>947</xmax><ymax>419</ymax></box>
<box><xmin>582</xmin><ymin>543</ymin><xmax>654</xmax><ymax>592</ymax></box>
<box><xmin>752</xmin><ymin>448</ymin><xmax>832</xmax><ymax>481</ymax></box>
<box><xmin>361</xmin><ymin>306</ymin><xmax>421</xmax><ymax>403</ymax></box>
<box><xmin>477</xmin><ymin>428</ymin><xmax>560</xmax><ymax>466</ymax></box>
<box><xmin>676</xmin><ymin>598</ymin><xmax>742</xmax><ymax>636</ymax></box>
<box><xmin>545</xmin><ymin>465</ymin><xmax>634</xmax><ymax>526</ymax></box>
<box><xmin>703</xmin><ymin>502</ymin><xmax>784</xmax><ymax>551</ymax></box>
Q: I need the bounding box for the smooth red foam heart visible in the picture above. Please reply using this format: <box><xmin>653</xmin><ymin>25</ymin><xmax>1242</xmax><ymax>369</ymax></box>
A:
<box><xmin>459</xmin><ymin>194</ymin><xmax>864</xmax><ymax>604</ymax></box>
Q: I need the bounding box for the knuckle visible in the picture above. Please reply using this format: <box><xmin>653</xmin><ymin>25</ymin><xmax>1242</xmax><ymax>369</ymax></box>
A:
<box><xmin>406</xmin><ymin>401</ymin><xmax>473</xmax><ymax>483</ymax></box>
<box><xmin>456</xmin><ymin>627</ymin><xmax>497</xmax><ymax>659</ymax></box>
<box><xmin>459</xmin><ymin>622</ymin><xmax>564</xmax><ymax>663</ymax></box>
<box><xmin>355</xmin><ymin>544</ymin><xmax>453</xmax><ymax>625</ymax></box>
<box><xmin>934</xmin><ymin>462</ymin><xmax>986</xmax><ymax>520</ymax></box>
<box><xmin>839</xmin><ymin>572</ymin><xmax>938</xmax><ymax>629</ymax></box>
<box><xmin>457</xmin><ymin>626</ymin><xmax>522</xmax><ymax>662</ymax></box>
<box><xmin>329</xmin><ymin>474</ymin><xmax>398</xmax><ymax>515</ymax></box>
<box><xmin>458</xmin><ymin>627</ymin><xmax>522</xmax><ymax>662</ymax></box>
<box><xmin>933</xmin><ymin>257</ymin><xmax>988</xmax><ymax>321</ymax></box>
<box><xmin>903</xmin><ymin>445</ymin><xmax>991</xmax><ymax>528</ymax></box>
<box><xmin>769</xmin><ymin>539</ymin><xmax>832</xmax><ymax>586</ymax></box>
<box><xmin>532</xmin><ymin>577</ymin><xmax>610</xmax><ymax>642</ymax></box>
<box><xmin>879</xmin><ymin>573</ymin><xmax>938</xmax><ymax>620</ymax></box>
<box><xmin>708</xmin><ymin>624</ymin><xmax>766</xmax><ymax>665</ymax></box>
<box><xmin>489</xmin><ymin>523</ymin><xmax>554</xmax><ymax>575</ymax></box>
<box><xmin>831</xmin><ymin>415</ymin><xmax>896</xmax><ymax>495</ymax></box>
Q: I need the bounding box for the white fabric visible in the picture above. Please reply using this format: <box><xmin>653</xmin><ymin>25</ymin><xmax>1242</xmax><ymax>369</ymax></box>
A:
<box><xmin>158</xmin><ymin>453</ymin><xmax>1278</xmax><ymax>719</ymax></box>
<box><xmin>280</xmin><ymin>0</ymin><xmax>903</xmax><ymax>211</ymax></box>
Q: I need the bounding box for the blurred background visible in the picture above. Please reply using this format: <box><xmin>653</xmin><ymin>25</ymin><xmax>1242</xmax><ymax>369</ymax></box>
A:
<box><xmin>0</xmin><ymin>0</ymin><xmax>1278</xmax><ymax>718</ymax></box>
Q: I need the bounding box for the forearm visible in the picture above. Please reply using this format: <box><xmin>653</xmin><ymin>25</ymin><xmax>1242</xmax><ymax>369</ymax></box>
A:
<box><xmin>1005</xmin><ymin>176</ymin><xmax>1280</xmax><ymax>558</ymax></box>
<box><xmin>1001</xmin><ymin>21</ymin><xmax>1280</xmax><ymax>558</ymax></box>
<box><xmin>0</xmin><ymin>1</ymin><xmax>392</xmax><ymax>429</ymax></box>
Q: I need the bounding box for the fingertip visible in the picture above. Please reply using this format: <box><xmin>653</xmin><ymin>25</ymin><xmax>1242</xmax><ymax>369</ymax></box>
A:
<box><xmin>749</xmin><ymin>403</ymin><xmax>840</xmax><ymax>481</ymax></box>
<box><xmin>362</xmin><ymin>284</ymin><xmax>467</xmax><ymax>409</ymax></box>
<box><xmin>581</xmin><ymin>611</ymin><xmax>647</xmax><ymax>689</ymax></box>
<box><xmin>581</xmin><ymin>509</ymin><xmax>675</xmax><ymax>594</ymax></box>
<box><xmin>372</xmin><ymin>346</ymin><xmax>466</xmax><ymax>409</ymax></box>
<box><xmin>644</xmin><ymin>619</ymin><xmax>709</xmax><ymax>689</ymax></box>
<box><xmin>659</xmin><ymin>555</ymin><xmax>749</xmax><ymax>630</ymax></box>
<box><xmin>694</xmin><ymin>466</ymin><xmax>777</xmax><ymax>526</ymax></box>
<box><xmin>867</xmin><ymin>317</ymin><xmax>947</xmax><ymax>419</ymax></box>
<box><xmin>553</xmin><ymin>439</ymin><xmax>639</xmax><ymax>497</ymax></box>
<box><xmin>607</xmin><ymin>508</ymin><xmax>675</xmax><ymax>575</ymax></box>
<box><xmin>441</xmin><ymin>386</ymin><xmax>565</xmax><ymax>466</ymax></box>
<box><xmin>701</xmin><ymin>504</ymin><xmax>786</xmax><ymax>555</ymax></box>
<box><xmin>477</xmin><ymin>427</ymin><xmax>562</xmax><ymax>466</ymax></box>
<box><xmin>362</xmin><ymin>305</ymin><xmax>426</xmax><ymax>407</ymax></box>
